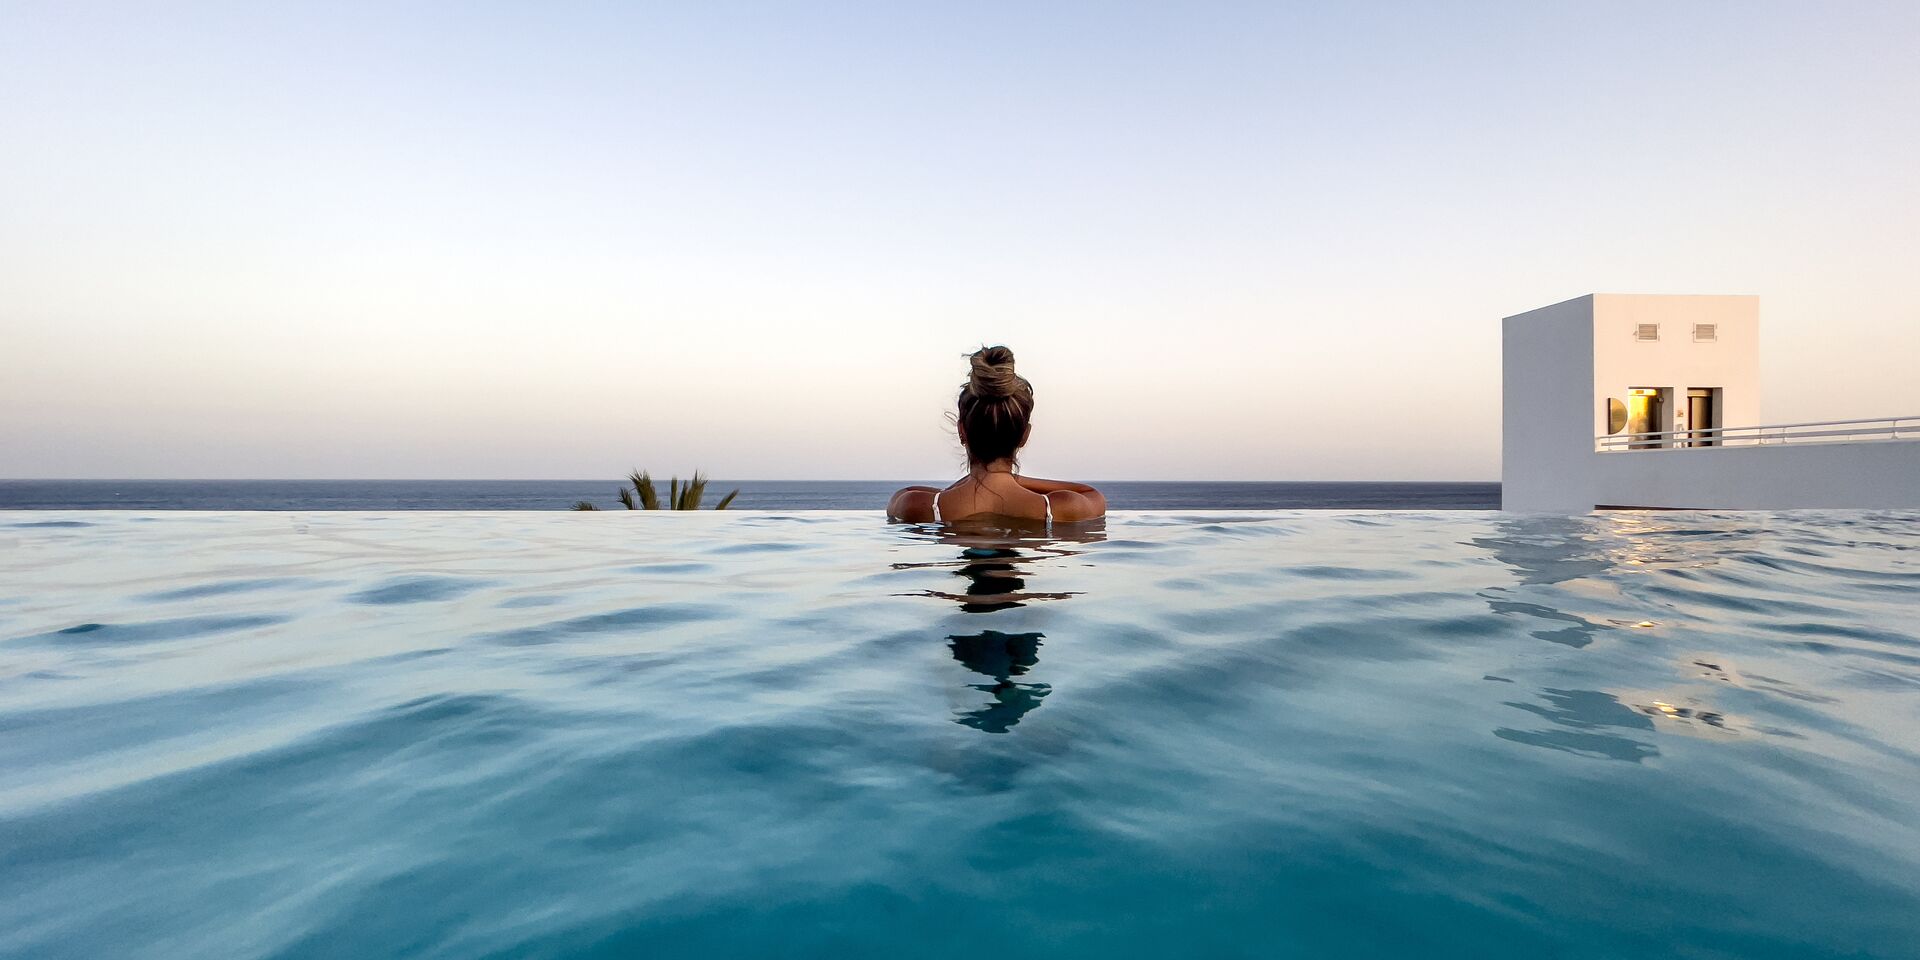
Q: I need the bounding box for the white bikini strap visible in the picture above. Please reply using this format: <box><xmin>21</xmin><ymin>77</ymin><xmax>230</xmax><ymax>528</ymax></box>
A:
<box><xmin>933</xmin><ymin>476</ymin><xmax>965</xmax><ymax>524</ymax></box>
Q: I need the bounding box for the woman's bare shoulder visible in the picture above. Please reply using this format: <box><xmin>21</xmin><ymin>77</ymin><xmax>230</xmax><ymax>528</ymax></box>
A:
<box><xmin>887</xmin><ymin>486</ymin><xmax>938</xmax><ymax>522</ymax></box>
<box><xmin>1045</xmin><ymin>487</ymin><xmax>1106</xmax><ymax>521</ymax></box>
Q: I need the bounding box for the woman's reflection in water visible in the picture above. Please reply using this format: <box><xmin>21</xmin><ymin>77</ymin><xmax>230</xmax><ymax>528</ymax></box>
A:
<box><xmin>949</xmin><ymin>630</ymin><xmax>1047</xmax><ymax>733</ymax></box>
<box><xmin>895</xmin><ymin>516</ymin><xmax>1106</xmax><ymax>733</ymax></box>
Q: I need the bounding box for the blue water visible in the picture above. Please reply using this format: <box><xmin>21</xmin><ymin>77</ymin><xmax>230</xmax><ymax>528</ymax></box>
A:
<box><xmin>2</xmin><ymin>510</ymin><xmax>1917</xmax><ymax>959</ymax></box>
<box><xmin>0</xmin><ymin>479</ymin><xmax>1499</xmax><ymax>511</ymax></box>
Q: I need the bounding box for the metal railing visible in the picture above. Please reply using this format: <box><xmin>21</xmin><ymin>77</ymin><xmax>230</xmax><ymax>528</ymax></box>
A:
<box><xmin>1596</xmin><ymin>414</ymin><xmax>1919</xmax><ymax>451</ymax></box>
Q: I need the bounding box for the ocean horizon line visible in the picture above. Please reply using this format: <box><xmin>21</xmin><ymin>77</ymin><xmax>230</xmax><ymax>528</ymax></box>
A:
<box><xmin>0</xmin><ymin>477</ymin><xmax>1501</xmax><ymax>485</ymax></box>
<box><xmin>0</xmin><ymin>478</ymin><xmax>1503</xmax><ymax>512</ymax></box>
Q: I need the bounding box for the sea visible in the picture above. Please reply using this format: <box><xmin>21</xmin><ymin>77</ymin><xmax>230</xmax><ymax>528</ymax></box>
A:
<box><xmin>0</xmin><ymin>479</ymin><xmax>1499</xmax><ymax>511</ymax></box>
<box><xmin>2</xmin><ymin>509</ymin><xmax>1916</xmax><ymax>959</ymax></box>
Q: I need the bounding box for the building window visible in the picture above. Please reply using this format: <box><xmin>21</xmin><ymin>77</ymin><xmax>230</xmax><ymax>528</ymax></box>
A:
<box><xmin>1693</xmin><ymin>323</ymin><xmax>1717</xmax><ymax>342</ymax></box>
<box><xmin>1634</xmin><ymin>323</ymin><xmax>1660</xmax><ymax>341</ymax></box>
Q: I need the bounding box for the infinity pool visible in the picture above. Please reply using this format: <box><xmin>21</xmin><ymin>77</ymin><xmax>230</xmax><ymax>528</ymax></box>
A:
<box><xmin>2</xmin><ymin>511</ymin><xmax>1917</xmax><ymax>958</ymax></box>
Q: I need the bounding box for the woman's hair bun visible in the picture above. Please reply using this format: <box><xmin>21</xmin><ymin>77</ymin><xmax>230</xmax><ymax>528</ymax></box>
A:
<box><xmin>967</xmin><ymin>345</ymin><xmax>1026</xmax><ymax>399</ymax></box>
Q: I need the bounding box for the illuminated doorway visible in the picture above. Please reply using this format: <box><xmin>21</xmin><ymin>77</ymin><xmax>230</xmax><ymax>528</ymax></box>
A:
<box><xmin>1627</xmin><ymin>388</ymin><xmax>1667</xmax><ymax>448</ymax></box>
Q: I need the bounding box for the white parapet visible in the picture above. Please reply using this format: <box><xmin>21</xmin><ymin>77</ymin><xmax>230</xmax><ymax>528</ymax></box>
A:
<box><xmin>1586</xmin><ymin>439</ymin><xmax>1920</xmax><ymax>509</ymax></box>
<box><xmin>1502</xmin><ymin>294</ymin><xmax>1920</xmax><ymax>511</ymax></box>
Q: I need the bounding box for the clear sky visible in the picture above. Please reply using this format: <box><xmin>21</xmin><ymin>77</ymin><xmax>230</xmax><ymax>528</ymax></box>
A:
<box><xmin>3</xmin><ymin>1</ymin><xmax>1916</xmax><ymax>481</ymax></box>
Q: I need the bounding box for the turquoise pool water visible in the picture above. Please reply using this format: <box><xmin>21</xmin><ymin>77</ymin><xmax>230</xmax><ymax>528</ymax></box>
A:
<box><xmin>2</xmin><ymin>511</ymin><xmax>1917</xmax><ymax>959</ymax></box>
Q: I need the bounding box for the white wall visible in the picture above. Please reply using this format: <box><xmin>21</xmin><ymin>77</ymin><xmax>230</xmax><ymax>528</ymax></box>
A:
<box><xmin>1590</xmin><ymin>295</ymin><xmax>1760</xmax><ymax>442</ymax></box>
<box><xmin>1589</xmin><ymin>440</ymin><xmax>1920</xmax><ymax>509</ymax></box>
<box><xmin>1502</xmin><ymin>296</ymin><xmax>1598</xmax><ymax>511</ymax></box>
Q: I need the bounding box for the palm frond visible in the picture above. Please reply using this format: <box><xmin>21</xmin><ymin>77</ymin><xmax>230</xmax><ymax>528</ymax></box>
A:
<box><xmin>617</xmin><ymin>486</ymin><xmax>636</xmax><ymax>510</ymax></box>
<box><xmin>630</xmin><ymin>470</ymin><xmax>659</xmax><ymax>510</ymax></box>
<box><xmin>571</xmin><ymin>500</ymin><xmax>599</xmax><ymax>511</ymax></box>
<box><xmin>680</xmin><ymin>472</ymin><xmax>708</xmax><ymax>510</ymax></box>
<box><xmin>714</xmin><ymin>488</ymin><xmax>739</xmax><ymax>510</ymax></box>
<box><xmin>668</xmin><ymin>477</ymin><xmax>680</xmax><ymax>510</ymax></box>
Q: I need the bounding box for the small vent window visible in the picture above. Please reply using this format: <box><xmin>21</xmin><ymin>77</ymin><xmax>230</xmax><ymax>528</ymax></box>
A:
<box><xmin>1634</xmin><ymin>323</ymin><xmax>1660</xmax><ymax>341</ymax></box>
<box><xmin>1693</xmin><ymin>323</ymin><xmax>1717</xmax><ymax>342</ymax></box>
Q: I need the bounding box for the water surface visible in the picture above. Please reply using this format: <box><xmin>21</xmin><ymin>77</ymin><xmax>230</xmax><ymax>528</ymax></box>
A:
<box><xmin>1</xmin><ymin>510</ymin><xmax>1916</xmax><ymax>959</ymax></box>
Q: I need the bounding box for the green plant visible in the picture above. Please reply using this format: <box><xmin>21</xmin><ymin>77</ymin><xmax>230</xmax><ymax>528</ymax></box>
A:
<box><xmin>575</xmin><ymin>470</ymin><xmax>739</xmax><ymax>510</ymax></box>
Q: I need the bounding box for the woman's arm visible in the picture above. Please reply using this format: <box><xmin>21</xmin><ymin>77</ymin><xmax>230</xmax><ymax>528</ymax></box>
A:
<box><xmin>1011</xmin><ymin>475</ymin><xmax>1098</xmax><ymax>495</ymax></box>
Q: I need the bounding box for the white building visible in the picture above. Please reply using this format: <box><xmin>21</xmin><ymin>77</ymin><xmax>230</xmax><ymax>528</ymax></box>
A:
<box><xmin>1502</xmin><ymin>294</ymin><xmax>1919</xmax><ymax>512</ymax></box>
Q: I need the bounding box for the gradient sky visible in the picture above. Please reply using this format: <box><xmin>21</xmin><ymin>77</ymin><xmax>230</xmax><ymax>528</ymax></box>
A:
<box><xmin>3</xmin><ymin>1</ymin><xmax>1916</xmax><ymax>480</ymax></box>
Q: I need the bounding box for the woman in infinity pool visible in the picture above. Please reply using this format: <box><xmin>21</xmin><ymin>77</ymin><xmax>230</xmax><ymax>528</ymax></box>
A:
<box><xmin>888</xmin><ymin>346</ymin><xmax>1106</xmax><ymax>524</ymax></box>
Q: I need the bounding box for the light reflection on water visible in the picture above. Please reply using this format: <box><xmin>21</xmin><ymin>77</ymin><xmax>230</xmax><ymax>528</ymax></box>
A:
<box><xmin>1</xmin><ymin>509</ymin><xmax>1917</xmax><ymax>959</ymax></box>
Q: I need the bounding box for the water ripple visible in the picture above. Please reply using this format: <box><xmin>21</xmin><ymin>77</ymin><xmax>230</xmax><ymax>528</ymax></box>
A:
<box><xmin>347</xmin><ymin>576</ymin><xmax>494</xmax><ymax>605</ymax></box>
<box><xmin>480</xmin><ymin>603</ymin><xmax>731</xmax><ymax>646</ymax></box>
<box><xmin>15</xmin><ymin>614</ymin><xmax>290</xmax><ymax>647</ymax></box>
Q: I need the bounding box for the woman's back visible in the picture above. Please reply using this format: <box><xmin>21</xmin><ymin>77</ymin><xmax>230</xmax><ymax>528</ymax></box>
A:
<box><xmin>935</xmin><ymin>473</ymin><xmax>1051</xmax><ymax>523</ymax></box>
